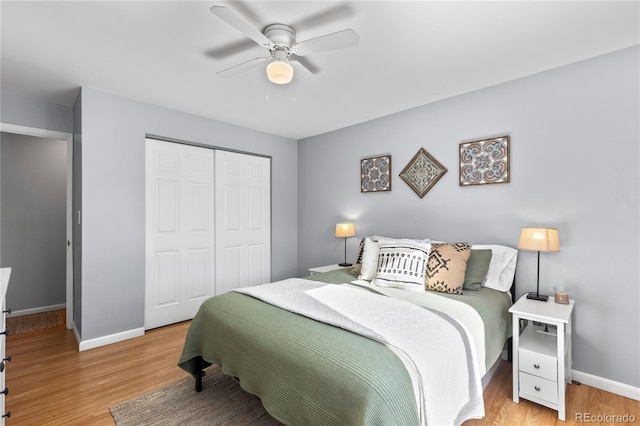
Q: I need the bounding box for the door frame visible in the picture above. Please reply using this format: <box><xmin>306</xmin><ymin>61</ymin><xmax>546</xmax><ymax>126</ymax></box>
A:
<box><xmin>0</xmin><ymin>122</ymin><xmax>74</xmax><ymax>329</ymax></box>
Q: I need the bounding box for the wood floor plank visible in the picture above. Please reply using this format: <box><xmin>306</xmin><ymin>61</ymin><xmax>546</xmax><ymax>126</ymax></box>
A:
<box><xmin>5</xmin><ymin>323</ymin><xmax>639</xmax><ymax>425</ymax></box>
<box><xmin>6</xmin><ymin>322</ymin><xmax>192</xmax><ymax>425</ymax></box>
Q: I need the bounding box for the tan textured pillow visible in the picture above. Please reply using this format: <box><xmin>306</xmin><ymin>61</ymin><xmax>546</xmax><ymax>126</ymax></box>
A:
<box><xmin>425</xmin><ymin>243</ymin><xmax>471</xmax><ymax>294</ymax></box>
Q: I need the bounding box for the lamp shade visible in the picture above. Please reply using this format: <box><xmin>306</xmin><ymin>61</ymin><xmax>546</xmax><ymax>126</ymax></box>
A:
<box><xmin>266</xmin><ymin>58</ymin><xmax>294</xmax><ymax>85</ymax></box>
<box><xmin>335</xmin><ymin>222</ymin><xmax>356</xmax><ymax>238</ymax></box>
<box><xmin>518</xmin><ymin>227</ymin><xmax>560</xmax><ymax>252</ymax></box>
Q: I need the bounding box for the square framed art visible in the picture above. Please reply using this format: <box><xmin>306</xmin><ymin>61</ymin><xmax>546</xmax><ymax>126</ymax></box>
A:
<box><xmin>399</xmin><ymin>148</ymin><xmax>447</xmax><ymax>198</ymax></box>
<box><xmin>361</xmin><ymin>155</ymin><xmax>392</xmax><ymax>193</ymax></box>
<box><xmin>459</xmin><ymin>135</ymin><xmax>510</xmax><ymax>186</ymax></box>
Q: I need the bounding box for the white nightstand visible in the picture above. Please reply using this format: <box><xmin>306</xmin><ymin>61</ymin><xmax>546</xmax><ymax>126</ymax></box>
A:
<box><xmin>308</xmin><ymin>264</ymin><xmax>351</xmax><ymax>275</ymax></box>
<box><xmin>509</xmin><ymin>294</ymin><xmax>574</xmax><ymax>421</ymax></box>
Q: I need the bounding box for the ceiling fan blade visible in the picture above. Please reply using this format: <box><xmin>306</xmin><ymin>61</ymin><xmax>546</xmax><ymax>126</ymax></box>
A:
<box><xmin>292</xmin><ymin>4</ymin><xmax>354</xmax><ymax>30</ymax></box>
<box><xmin>291</xmin><ymin>29</ymin><xmax>359</xmax><ymax>56</ymax></box>
<box><xmin>290</xmin><ymin>57</ymin><xmax>319</xmax><ymax>76</ymax></box>
<box><xmin>204</xmin><ymin>39</ymin><xmax>257</xmax><ymax>59</ymax></box>
<box><xmin>210</xmin><ymin>5</ymin><xmax>273</xmax><ymax>48</ymax></box>
<box><xmin>216</xmin><ymin>57</ymin><xmax>270</xmax><ymax>78</ymax></box>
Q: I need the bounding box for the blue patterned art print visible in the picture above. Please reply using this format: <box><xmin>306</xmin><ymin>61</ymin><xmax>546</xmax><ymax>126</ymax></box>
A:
<box><xmin>361</xmin><ymin>155</ymin><xmax>392</xmax><ymax>193</ymax></box>
<box><xmin>459</xmin><ymin>135</ymin><xmax>510</xmax><ymax>186</ymax></box>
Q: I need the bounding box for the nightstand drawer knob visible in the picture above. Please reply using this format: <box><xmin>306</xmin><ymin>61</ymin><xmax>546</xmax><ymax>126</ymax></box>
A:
<box><xmin>534</xmin><ymin>386</ymin><xmax>541</xmax><ymax>392</ymax></box>
<box><xmin>534</xmin><ymin>363</ymin><xmax>540</xmax><ymax>369</ymax></box>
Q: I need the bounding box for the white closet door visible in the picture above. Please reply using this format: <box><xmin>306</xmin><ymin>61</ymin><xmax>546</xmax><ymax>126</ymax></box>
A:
<box><xmin>145</xmin><ymin>139</ymin><xmax>215</xmax><ymax>329</ymax></box>
<box><xmin>215</xmin><ymin>151</ymin><xmax>271</xmax><ymax>293</ymax></box>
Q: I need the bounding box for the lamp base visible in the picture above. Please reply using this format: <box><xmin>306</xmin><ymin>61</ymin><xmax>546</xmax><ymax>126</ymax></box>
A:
<box><xmin>526</xmin><ymin>292</ymin><xmax>549</xmax><ymax>302</ymax></box>
<box><xmin>338</xmin><ymin>263</ymin><xmax>352</xmax><ymax>267</ymax></box>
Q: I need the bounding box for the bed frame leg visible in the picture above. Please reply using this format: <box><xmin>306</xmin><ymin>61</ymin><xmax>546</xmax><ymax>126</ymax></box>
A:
<box><xmin>195</xmin><ymin>356</ymin><xmax>203</xmax><ymax>392</ymax></box>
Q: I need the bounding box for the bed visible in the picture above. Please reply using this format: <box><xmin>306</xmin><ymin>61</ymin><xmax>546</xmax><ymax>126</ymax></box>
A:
<box><xmin>178</xmin><ymin>240</ymin><xmax>516</xmax><ymax>426</ymax></box>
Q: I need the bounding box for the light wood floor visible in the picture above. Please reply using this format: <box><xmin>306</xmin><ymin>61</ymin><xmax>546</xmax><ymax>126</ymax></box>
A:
<box><xmin>5</xmin><ymin>322</ymin><xmax>639</xmax><ymax>426</ymax></box>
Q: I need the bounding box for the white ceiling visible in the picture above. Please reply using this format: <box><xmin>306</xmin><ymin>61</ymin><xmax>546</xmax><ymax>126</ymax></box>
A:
<box><xmin>1</xmin><ymin>1</ymin><xmax>638</xmax><ymax>139</ymax></box>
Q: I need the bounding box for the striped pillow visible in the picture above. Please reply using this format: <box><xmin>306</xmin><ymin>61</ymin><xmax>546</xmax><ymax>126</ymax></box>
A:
<box><xmin>372</xmin><ymin>240</ymin><xmax>431</xmax><ymax>292</ymax></box>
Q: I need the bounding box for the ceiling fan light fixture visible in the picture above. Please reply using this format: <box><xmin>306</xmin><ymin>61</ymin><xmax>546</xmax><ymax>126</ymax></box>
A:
<box><xmin>266</xmin><ymin>58</ymin><xmax>294</xmax><ymax>85</ymax></box>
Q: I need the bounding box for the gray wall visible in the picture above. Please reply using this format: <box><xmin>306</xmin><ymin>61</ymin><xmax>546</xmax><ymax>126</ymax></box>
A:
<box><xmin>78</xmin><ymin>87</ymin><xmax>298</xmax><ymax>341</ymax></box>
<box><xmin>0</xmin><ymin>132</ymin><xmax>67</xmax><ymax>311</ymax></box>
<box><xmin>298</xmin><ymin>46</ymin><xmax>639</xmax><ymax>388</ymax></box>
<box><xmin>1</xmin><ymin>91</ymin><xmax>74</xmax><ymax>134</ymax></box>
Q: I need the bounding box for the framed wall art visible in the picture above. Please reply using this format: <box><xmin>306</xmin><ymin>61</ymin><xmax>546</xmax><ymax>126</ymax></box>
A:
<box><xmin>361</xmin><ymin>155</ymin><xmax>391</xmax><ymax>193</ymax></box>
<box><xmin>459</xmin><ymin>135</ymin><xmax>510</xmax><ymax>186</ymax></box>
<box><xmin>399</xmin><ymin>148</ymin><xmax>447</xmax><ymax>198</ymax></box>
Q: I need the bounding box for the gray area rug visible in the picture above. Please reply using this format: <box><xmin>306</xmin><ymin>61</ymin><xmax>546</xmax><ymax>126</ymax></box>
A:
<box><xmin>110</xmin><ymin>366</ymin><xmax>282</xmax><ymax>425</ymax></box>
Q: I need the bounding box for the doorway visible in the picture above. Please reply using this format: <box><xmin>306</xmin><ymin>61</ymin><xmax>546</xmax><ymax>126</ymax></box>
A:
<box><xmin>0</xmin><ymin>123</ymin><xmax>73</xmax><ymax>330</ymax></box>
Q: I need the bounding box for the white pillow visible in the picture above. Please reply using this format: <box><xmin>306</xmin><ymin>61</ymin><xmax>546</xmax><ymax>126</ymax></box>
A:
<box><xmin>371</xmin><ymin>235</ymin><xmax>431</xmax><ymax>245</ymax></box>
<box><xmin>357</xmin><ymin>238</ymin><xmax>381</xmax><ymax>280</ymax></box>
<box><xmin>372</xmin><ymin>240</ymin><xmax>431</xmax><ymax>292</ymax></box>
<box><xmin>472</xmin><ymin>244</ymin><xmax>518</xmax><ymax>292</ymax></box>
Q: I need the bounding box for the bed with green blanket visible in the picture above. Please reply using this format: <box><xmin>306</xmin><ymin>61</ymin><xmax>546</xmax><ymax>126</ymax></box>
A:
<box><xmin>178</xmin><ymin>268</ymin><xmax>513</xmax><ymax>425</ymax></box>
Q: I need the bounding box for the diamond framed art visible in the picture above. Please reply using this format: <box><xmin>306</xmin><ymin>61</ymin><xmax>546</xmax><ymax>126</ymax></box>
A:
<box><xmin>459</xmin><ymin>135</ymin><xmax>510</xmax><ymax>186</ymax></box>
<box><xmin>399</xmin><ymin>148</ymin><xmax>447</xmax><ymax>198</ymax></box>
<box><xmin>361</xmin><ymin>155</ymin><xmax>392</xmax><ymax>193</ymax></box>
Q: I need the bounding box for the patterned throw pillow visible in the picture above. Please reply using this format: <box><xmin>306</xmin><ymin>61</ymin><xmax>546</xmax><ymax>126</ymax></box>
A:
<box><xmin>355</xmin><ymin>238</ymin><xmax>366</xmax><ymax>264</ymax></box>
<box><xmin>358</xmin><ymin>237</ymin><xmax>381</xmax><ymax>280</ymax></box>
<box><xmin>425</xmin><ymin>243</ymin><xmax>471</xmax><ymax>294</ymax></box>
<box><xmin>372</xmin><ymin>240</ymin><xmax>431</xmax><ymax>292</ymax></box>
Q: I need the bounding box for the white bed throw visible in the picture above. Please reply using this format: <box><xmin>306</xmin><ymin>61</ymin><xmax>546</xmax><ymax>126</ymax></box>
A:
<box><xmin>235</xmin><ymin>278</ymin><xmax>484</xmax><ymax>426</ymax></box>
<box><xmin>350</xmin><ymin>278</ymin><xmax>488</xmax><ymax>376</ymax></box>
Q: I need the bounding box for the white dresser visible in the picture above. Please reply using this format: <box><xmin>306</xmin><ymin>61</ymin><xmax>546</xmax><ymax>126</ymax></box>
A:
<box><xmin>0</xmin><ymin>268</ymin><xmax>11</xmax><ymax>424</ymax></box>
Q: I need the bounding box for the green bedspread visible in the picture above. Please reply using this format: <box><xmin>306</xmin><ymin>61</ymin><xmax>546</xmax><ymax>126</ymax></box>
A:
<box><xmin>178</xmin><ymin>268</ymin><xmax>512</xmax><ymax>425</ymax></box>
<box><xmin>178</xmin><ymin>290</ymin><xmax>420</xmax><ymax>425</ymax></box>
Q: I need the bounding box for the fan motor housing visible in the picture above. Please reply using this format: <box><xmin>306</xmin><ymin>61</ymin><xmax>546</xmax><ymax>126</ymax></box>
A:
<box><xmin>264</xmin><ymin>24</ymin><xmax>296</xmax><ymax>49</ymax></box>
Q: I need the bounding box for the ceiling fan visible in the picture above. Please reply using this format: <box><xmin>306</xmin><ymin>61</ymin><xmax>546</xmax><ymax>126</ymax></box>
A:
<box><xmin>210</xmin><ymin>5</ymin><xmax>359</xmax><ymax>85</ymax></box>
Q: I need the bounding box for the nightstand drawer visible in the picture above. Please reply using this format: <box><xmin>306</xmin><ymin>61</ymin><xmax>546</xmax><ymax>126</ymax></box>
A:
<box><xmin>519</xmin><ymin>372</ymin><xmax>558</xmax><ymax>404</ymax></box>
<box><xmin>519</xmin><ymin>348</ymin><xmax>557</xmax><ymax>381</ymax></box>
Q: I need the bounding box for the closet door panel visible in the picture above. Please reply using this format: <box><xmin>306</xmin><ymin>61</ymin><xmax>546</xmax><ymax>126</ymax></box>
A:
<box><xmin>215</xmin><ymin>151</ymin><xmax>270</xmax><ymax>293</ymax></box>
<box><xmin>145</xmin><ymin>139</ymin><xmax>215</xmax><ymax>329</ymax></box>
<box><xmin>155</xmin><ymin>251</ymin><xmax>179</xmax><ymax>306</ymax></box>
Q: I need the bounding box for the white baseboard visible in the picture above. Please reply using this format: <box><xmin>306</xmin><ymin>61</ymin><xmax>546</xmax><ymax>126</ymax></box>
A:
<box><xmin>78</xmin><ymin>327</ymin><xmax>145</xmax><ymax>352</ymax></box>
<box><xmin>7</xmin><ymin>303</ymin><xmax>66</xmax><ymax>317</ymax></box>
<box><xmin>572</xmin><ymin>370</ymin><xmax>640</xmax><ymax>401</ymax></box>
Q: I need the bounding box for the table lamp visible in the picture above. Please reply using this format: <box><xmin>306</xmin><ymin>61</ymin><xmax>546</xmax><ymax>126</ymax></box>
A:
<box><xmin>517</xmin><ymin>227</ymin><xmax>560</xmax><ymax>302</ymax></box>
<box><xmin>335</xmin><ymin>222</ymin><xmax>356</xmax><ymax>267</ymax></box>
